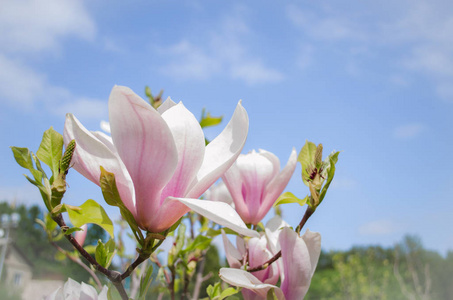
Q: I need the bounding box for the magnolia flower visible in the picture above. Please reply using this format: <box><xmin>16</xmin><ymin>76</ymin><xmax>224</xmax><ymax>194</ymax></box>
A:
<box><xmin>74</xmin><ymin>224</ymin><xmax>88</xmax><ymax>246</ymax></box>
<box><xmin>222</xmin><ymin>230</ymin><xmax>279</xmax><ymax>300</ymax></box>
<box><xmin>46</xmin><ymin>278</ymin><xmax>108</xmax><ymax>300</ymax></box>
<box><xmin>220</xmin><ymin>218</ymin><xmax>321</xmax><ymax>300</ymax></box>
<box><xmin>222</xmin><ymin>149</ymin><xmax>297</xmax><ymax>224</ymax></box>
<box><xmin>64</xmin><ymin>86</ymin><xmax>250</xmax><ymax>233</ymax></box>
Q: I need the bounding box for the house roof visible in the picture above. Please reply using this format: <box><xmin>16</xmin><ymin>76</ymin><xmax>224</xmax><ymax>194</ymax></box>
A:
<box><xmin>5</xmin><ymin>242</ymin><xmax>34</xmax><ymax>268</ymax></box>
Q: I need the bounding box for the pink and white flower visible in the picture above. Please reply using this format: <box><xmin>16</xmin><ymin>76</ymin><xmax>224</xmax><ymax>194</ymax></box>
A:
<box><xmin>222</xmin><ymin>149</ymin><xmax>297</xmax><ymax>225</ymax></box>
<box><xmin>220</xmin><ymin>217</ymin><xmax>321</xmax><ymax>300</ymax></box>
<box><xmin>74</xmin><ymin>224</ymin><xmax>88</xmax><ymax>246</ymax></box>
<box><xmin>64</xmin><ymin>86</ymin><xmax>250</xmax><ymax>233</ymax></box>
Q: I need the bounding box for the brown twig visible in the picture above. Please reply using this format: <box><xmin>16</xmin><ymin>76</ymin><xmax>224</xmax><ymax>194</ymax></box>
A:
<box><xmin>52</xmin><ymin>214</ymin><xmax>129</xmax><ymax>300</ymax></box>
<box><xmin>50</xmin><ymin>241</ymin><xmax>102</xmax><ymax>289</ymax></box>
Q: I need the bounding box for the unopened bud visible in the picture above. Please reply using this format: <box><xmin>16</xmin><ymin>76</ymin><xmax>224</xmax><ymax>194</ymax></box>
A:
<box><xmin>314</xmin><ymin>144</ymin><xmax>323</xmax><ymax>168</ymax></box>
<box><xmin>60</xmin><ymin>140</ymin><xmax>76</xmax><ymax>175</ymax></box>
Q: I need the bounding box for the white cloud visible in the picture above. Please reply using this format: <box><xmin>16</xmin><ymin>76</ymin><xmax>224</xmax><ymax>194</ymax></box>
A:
<box><xmin>296</xmin><ymin>44</ymin><xmax>315</xmax><ymax>70</ymax></box>
<box><xmin>159</xmin><ymin>8</ymin><xmax>284</xmax><ymax>85</ymax></box>
<box><xmin>230</xmin><ymin>60</ymin><xmax>284</xmax><ymax>85</ymax></box>
<box><xmin>0</xmin><ymin>0</ymin><xmax>103</xmax><ymax>119</ymax></box>
<box><xmin>286</xmin><ymin>5</ymin><xmax>366</xmax><ymax>42</ymax></box>
<box><xmin>51</xmin><ymin>98</ymin><xmax>107</xmax><ymax>120</ymax></box>
<box><xmin>393</xmin><ymin>123</ymin><xmax>425</xmax><ymax>140</ymax></box>
<box><xmin>359</xmin><ymin>219</ymin><xmax>400</xmax><ymax>236</ymax></box>
<box><xmin>0</xmin><ymin>55</ymin><xmax>106</xmax><ymax>119</ymax></box>
<box><xmin>331</xmin><ymin>177</ymin><xmax>357</xmax><ymax>190</ymax></box>
<box><xmin>160</xmin><ymin>41</ymin><xmax>221</xmax><ymax>80</ymax></box>
<box><xmin>0</xmin><ymin>0</ymin><xmax>95</xmax><ymax>54</ymax></box>
<box><xmin>0</xmin><ymin>54</ymin><xmax>46</xmax><ymax>107</ymax></box>
<box><xmin>286</xmin><ymin>1</ymin><xmax>453</xmax><ymax>101</ymax></box>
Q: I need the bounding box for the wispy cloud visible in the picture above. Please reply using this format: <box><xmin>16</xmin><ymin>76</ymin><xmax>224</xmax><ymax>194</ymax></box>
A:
<box><xmin>393</xmin><ymin>123</ymin><xmax>425</xmax><ymax>140</ymax></box>
<box><xmin>158</xmin><ymin>7</ymin><xmax>284</xmax><ymax>85</ymax></box>
<box><xmin>331</xmin><ymin>177</ymin><xmax>357</xmax><ymax>190</ymax></box>
<box><xmin>0</xmin><ymin>0</ymin><xmax>95</xmax><ymax>54</ymax></box>
<box><xmin>286</xmin><ymin>0</ymin><xmax>453</xmax><ymax>101</ymax></box>
<box><xmin>358</xmin><ymin>219</ymin><xmax>401</xmax><ymax>236</ymax></box>
<box><xmin>0</xmin><ymin>0</ymin><xmax>103</xmax><ymax>119</ymax></box>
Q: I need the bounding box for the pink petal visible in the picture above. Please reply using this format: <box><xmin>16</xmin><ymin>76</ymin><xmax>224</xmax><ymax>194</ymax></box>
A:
<box><xmin>302</xmin><ymin>229</ymin><xmax>322</xmax><ymax>278</ymax></box>
<box><xmin>219</xmin><ymin>268</ymin><xmax>284</xmax><ymax>299</ymax></box>
<box><xmin>63</xmin><ymin>113</ymin><xmax>136</xmax><ymax>214</ymax></box>
<box><xmin>258</xmin><ymin>149</ymin><xmax>280</xmax><ymax>180</ymax></box>
<box><xmin>222</xmin><ymin>163</ymin><xmax>250</xmax><ymax>221</ymax></box>
<box><xmin>248</xmin><ymin>237</ymin><xmax>279</xmax><ymax>285</ymax></box>
<box><xmin>160</xmin><ymin>103</ymin><xmax>205</xmax><ymax>200</ymax></box>
<box><xmin>256</xmin><ymin>148</ymin><xmax>297</xmax><ymax>221</ymax></box>
<box><xmin>141</xmin><ymin>197</ymin><xmax>190</xmax><ymax>233</ymax></box>
<box><xmin>236</xmin><ymin>151</ymin><xmax>275</xmax><ymax>224</ymax></box>
<box><xmin>74</xmin><ymin>224</ymin><xmax>88</xmax><ymax>246</ymax></box>
<box><xmin>108</xmin><ymin>86</ymin><xmax>178</xmax><ymax>230</ymax></box>
<box><xmin>186</xmin><ymin>101</ymin><xmax>249</xmax><ymax>199</ymax></box>
<box><xmin>279</xmin><ymin>227</ymin><xmax>312</xmax><ymax>300</ymax></box>
<box><xmin>221</xmin><ymin>230</ymin><xmax>243</xmax><ymax>268</ymax></box>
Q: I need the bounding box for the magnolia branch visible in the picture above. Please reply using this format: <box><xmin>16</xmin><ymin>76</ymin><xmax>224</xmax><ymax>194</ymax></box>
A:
<box><xmin>52</xmin><ymin>214</ymin><xmax>129</xmax><ymax>300</ymax></box>
<box><xmin>49</xmin><ymin>240</ymin><xmax>102</xmax><ymax>289</ymax></box>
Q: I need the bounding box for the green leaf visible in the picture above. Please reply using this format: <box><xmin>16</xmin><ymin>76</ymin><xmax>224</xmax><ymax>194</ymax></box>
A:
<box><xmin>274</xmin><ymin>192</ymin><xmax>309</xmax><ymax>207</ymax></box>
<box><xmin>45</xmin><ymin>213</ymin><xmax>58</xmax><ymax>232</ymax></box>
<box><xmin>66</xmin><ymin>199</ymin><xmax>114</xmax><ymax>238</ymax></box>
<box><xmin>95</xmin><ymin>239</ymin><xmax>116</xmax><ymax>269</ymax></box>
<box><xmin>318</xmin><ymin>151</ymin><xmax>340</xmax><ymax>204</ymax></box>
<box><xmin>206</xmin><ymin>282</ymin><xmax>222</xmax><ymax>298</ymax></box>
<box><xmin>139</xmin><ymin>264</ymin><xmax>154</xmax><ymax>299</ymax></box>
<box><xmin>219</xmin><ymin>287</ymin><xmax>239</xmax><ymax>300</ymax></box>
<box><xmin>11</xmin><ymin>147</ymin><xmax>34</xmax><ymax>170</ymax></box>
<box><xmin>83</xmin><ymin>245</ymin><xmax>97</xmax><ymax>254</ymax></box>
<box><xmin>182</xmin><ymin>235</ymin><xmax>212</xmax><ymax>254</ymax></box>
<box><xmin>298</xmin><ymin>141</ymin><xmax>317</xmax><ymax>186</ymax></box>
<box><xmin>36</xmin><ymin>127</ymin><xmax>64</xmax><ymax>179</ymax></box>
<box><xmin>99</xmin><ymin>167</ymin><xmax>140</xmax><ymax>239</ymax></box>
<box><xmin>200</xmin><ymin>109</ymin><xmax>223</xmax><ymax>128</ymax></box>
<box><xmin>64</xmin><ymin>227</ymin><xmax>83</xmax><ymax>235</ymax></box>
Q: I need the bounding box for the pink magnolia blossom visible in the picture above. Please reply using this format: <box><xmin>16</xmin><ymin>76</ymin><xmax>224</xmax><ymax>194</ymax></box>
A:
<box><xmin>74</xmin><ymin>224</ymin><xmax>88</xmax><ymax>246</ymax></box>
<box><xmin>222</xmin><ymin>229</ymin><xmax>280</xmax><ymax>300</ymax></box>
<box><xmin>222</xmin><ymin>149</ymin><xmax>297</xmax><ymax>224</ymax></box>
<box><xmin>64</xmin><ymin>86</ymin><xmax>249</xmax><ymax>233</ymax></box>
<box><xmin>220</xmin><ymin>221</ymin><xmax>321</xmax><ymax>300</ymax></box>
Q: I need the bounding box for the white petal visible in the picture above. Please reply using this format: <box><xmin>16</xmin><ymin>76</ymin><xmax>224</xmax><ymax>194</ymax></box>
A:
<box><xmin>221</xmin><ymin>229</ymin><xmax>243</xmax><ymax>268</ymax></box>
<box><xmin>302</xmin><ymin>229</ymin><xmax>322</xmax><ymax>278</ymax></box>
<box><xmin>187</xmin><ymin>101</ymin><xmax>249</xmax><ymax>199</ymax></box>
<box><xmin>157</xmin><ymin>97</ymin><xmax>177</xmax><ymax>114</ymax></box>
<box><xmin>219</xmin><ymin>268</ymin><xmax>284</xmax><ymax>299</ymax></box>
<box><xmin>160</xmin><ymin>103</ymin><xmax>205</xmax><ymax>199</ymax></box>
<box><xmin>171</xmin><ymin>197</ymin><xmax>259</xmax><ymax>237</ymax></box>
<box><xmin>64</xmin><ymin>113</ymin><xmax>136</xmax><ymax>212</ymax></box>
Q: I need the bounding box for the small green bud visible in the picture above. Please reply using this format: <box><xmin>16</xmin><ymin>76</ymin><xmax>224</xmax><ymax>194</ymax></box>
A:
<box><xmin>60</xmin><ymin>140</ymin><xmax>76</xmax><ymax>175</ymax></box>
<box><xmin>314</xmin><ymin>144</ymin><xmax>323</xmax><ymax>168</ymax></box>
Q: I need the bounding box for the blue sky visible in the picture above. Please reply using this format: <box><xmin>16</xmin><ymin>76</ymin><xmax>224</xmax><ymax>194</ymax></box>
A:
<box><xmin>1</xmin><ymin>0</ymin><xmax>453</xmax><ymax>255</ymax></box>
